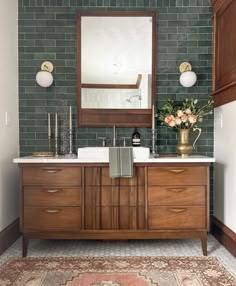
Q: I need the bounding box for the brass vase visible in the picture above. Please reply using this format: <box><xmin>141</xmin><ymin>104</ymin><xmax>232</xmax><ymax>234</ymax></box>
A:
<box><xmin>176</xmin><ymin>128</ymin><xmax>202</xmax><ymax>158</ymax></box>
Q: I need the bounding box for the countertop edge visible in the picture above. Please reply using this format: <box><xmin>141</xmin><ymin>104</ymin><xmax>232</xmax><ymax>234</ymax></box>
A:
<box><xmin>13</xmin><ymin>156</ymin><xmax>215</xmax><ymax>164</ymax></box>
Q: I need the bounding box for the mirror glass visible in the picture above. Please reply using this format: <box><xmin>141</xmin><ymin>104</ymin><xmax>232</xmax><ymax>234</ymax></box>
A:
<box><xmin>77</xmin><ymin>11</ymin><xmax>156</xmax><ymax>126</ymax></box>
<box><xmin>81</xmin><ymin>16</ymin><xmax>152</xmax><ymax>109</ymax></box>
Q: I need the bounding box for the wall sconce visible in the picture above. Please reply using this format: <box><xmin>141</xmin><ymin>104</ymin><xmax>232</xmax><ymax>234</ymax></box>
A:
<box><xmin>179</xmin><ymin>62</ymin><xmax>197</xmax><ymax>87</ymax></box>
<box><xmin>36</xmin><ymin>61</ymin><xmax>54</xmax><ymax>87</ymax></box>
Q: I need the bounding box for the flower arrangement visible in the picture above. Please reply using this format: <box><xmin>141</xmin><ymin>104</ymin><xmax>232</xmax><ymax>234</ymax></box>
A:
<box><xmin>158</xmin><ymin>98</ymin><xmax>213</xmax><ymax>129</ymax></box>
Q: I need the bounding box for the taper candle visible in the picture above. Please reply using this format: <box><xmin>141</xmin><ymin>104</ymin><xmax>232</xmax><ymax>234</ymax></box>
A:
<box><xmin>48</xmin><ymin>113</ymin><xmax>51</xmax><ymax>137</ymax></box>
<box><xmin>69</xmin><ymin>106</ymin><xmax>72</xmax><ymax>130</ymax></box>
<box><xmin>152</xmin><ymin>104</ymin><xmax>155</xmax><ymax>130</ymax></box>
<box><xmin>55</xmin><ymin>112</ymin><xmax>58</xmax><ymax>138</ymax></box>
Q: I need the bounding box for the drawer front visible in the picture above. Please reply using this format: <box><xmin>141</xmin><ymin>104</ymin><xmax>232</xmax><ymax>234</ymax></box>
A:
<box><xmin>22</xmin><ymin>166</ymin><xmax>81</xmax><ymax>185</ymax></box>
<box><xmin>148</xmin><ymin>186</ymin><xmax>205</xmax><ymax>206</ymax></box>
<box><xmin>148</xmin><ymin>166</ymin><xmax>207</xmax><ymax>185</ymax></box>
<box><xmin>24</xmin><ymin>207</ymin><xmax>81</xmax><ymax>230</ymax></box>
<box><xmin>148</xmin><ymin>206</ymin><xmax>206</xmax><ymax>229</ymax></box>
<box><xmin>24</xmin><ymin>187</ymin><xmax>81</xmax><ymax>206</ymax></box>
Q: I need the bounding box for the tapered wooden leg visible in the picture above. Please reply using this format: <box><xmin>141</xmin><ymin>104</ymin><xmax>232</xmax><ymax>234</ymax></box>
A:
<box><xmin>200</xmin><ymin>232</ymin><xmax>207</xmax><ymax>256</ymax></box>
<box><xmin>22</xmin><ymin>235</ymin><xmax>28</xmax><ymax>257</ymax></box>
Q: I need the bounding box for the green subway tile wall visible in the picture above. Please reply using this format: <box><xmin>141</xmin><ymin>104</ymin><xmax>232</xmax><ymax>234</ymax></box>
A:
<box><xmin>18</xmin><ymin>0</ymin><xmax>213</xmax><ymax>157</ymax></box>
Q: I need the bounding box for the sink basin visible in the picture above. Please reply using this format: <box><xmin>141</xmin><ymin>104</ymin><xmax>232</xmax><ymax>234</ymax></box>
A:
<box><xmin>77</xmin><ymin>146</ymin><xmax>150</xmax><ymax>160</ymax></box>
<box><xmin>132</xmin><ymin>147</ymin><xmax>150</xmax><ymax>159</ymax></box>
<box><xmin>77</xmin><ymin>147</ymin><xmax>109</xmax><ymax>159</ymax></box>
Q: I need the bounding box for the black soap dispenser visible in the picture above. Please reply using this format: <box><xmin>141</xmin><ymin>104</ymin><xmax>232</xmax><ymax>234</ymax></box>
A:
<box><xmin>132</xmin><ymin>128</ymin><xmax>141</xmax><ymax>147</ymax></box>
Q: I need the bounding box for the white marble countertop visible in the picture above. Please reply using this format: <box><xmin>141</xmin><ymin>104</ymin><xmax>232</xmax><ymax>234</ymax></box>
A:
<box><xmin>13</xmin><ymin>155</ymin><xmax>215</xmax><ymax>164</ymax></box>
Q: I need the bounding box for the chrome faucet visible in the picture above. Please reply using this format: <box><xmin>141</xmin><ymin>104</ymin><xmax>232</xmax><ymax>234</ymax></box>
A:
<box><xmin>113</xmin><ymin>125</ymin><xmax>116</xmax><ymax>146</ymax></box>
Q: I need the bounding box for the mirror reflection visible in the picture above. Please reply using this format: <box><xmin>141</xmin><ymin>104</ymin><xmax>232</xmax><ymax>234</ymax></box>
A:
<box><xmin>81</xmin><ymin>15</ymin><xmax>153</xmax><ymax>109</ymax></box>
<box><xmin>77</xmin><ymin>11</ymin><xmax>156</xmax><ymax>127</ymax></box>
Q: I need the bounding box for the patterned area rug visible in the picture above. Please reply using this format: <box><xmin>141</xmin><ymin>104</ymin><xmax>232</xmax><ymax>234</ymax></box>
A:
<box><xmin>0</xmin><ymin>256</ymin><xmax>235</xmax><ymax>286</ymax></box>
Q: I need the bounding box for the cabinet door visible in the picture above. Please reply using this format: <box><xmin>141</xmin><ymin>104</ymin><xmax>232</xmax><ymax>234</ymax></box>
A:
<box><xmin>84</xmin><ymin>185</ymin><xmax>146</xmax><ymax>230</ymax></box>
<box><xmin>84</xmin><ymin>186</ymin><xmax>115</xmax><ymax>230</ymax></box>
<box><xmin>83</xmin><ymin>166</ymin><xmax>146</xmax><ymax>230</ymax></box>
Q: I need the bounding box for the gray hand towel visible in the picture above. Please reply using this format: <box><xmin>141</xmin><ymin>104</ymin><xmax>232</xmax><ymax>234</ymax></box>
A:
<box><xmin>109</xmin><ymin>147</ymin><xmax>133</xmax><ymax>178</ymax></box>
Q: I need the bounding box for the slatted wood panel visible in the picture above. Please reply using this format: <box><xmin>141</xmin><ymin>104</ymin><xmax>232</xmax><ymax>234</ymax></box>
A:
<box><xmin>83</xmin><ymin>167</ymin><xmax>146</xmax><ymax>230</ymax></box>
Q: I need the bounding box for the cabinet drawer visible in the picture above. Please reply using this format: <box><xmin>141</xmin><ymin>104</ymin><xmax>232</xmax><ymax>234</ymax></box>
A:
<box><xmin>148</xmin><ymin>186</ymin><xmax>205</xmax><ymax>206</ymax></box>
<box><xmin>148</xmin><ymin>206</ymin><xmax>206</xmax><ymax>229</ymax></box>
<box><xmin>24</xmin><ymin>207</ymin><xmax>81</xmax><ymax>230</ymax></box>
<box><xmin>22</xmin><ymin>166</ymin><xmax>81</xmax><ymax>185</ymax></box>
<box><xmin>24</xmin><ymin>187</ymin><xmax>81</xmax><ymax>206</ymax></box>
<box><xmin>148</xmin><ymin>166</ymin><xmax>207</xmax><ymax>185</ymax></box>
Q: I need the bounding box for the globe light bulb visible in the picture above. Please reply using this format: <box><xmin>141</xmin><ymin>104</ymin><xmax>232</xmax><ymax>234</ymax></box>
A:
<box><xmin>179</xmin><ymin>71</ymin><xmax>197</xmax><ymax>88</ymax></box>
<box><xmin>36</xmin><ymin>70</ymin><xmax>53</xmax><ymax>87</ymax></box>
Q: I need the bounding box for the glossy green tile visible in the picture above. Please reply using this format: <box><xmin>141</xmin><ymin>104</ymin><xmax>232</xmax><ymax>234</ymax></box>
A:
<box><xmin>18</xmin><ymin>0</ymin><xmax>213</xmax><ymax>159</ymax></box>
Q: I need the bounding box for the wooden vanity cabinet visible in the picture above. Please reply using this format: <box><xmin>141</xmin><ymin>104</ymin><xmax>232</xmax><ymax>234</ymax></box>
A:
<box><xmin>18</xmin><ymin>162</ymin><xmax>210</xmax><ymax>257</ymax></box>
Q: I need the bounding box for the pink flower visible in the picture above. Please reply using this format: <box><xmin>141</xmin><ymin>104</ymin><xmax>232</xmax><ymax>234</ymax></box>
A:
<box><xmin>175</xmin><ymin>117</ymin><xmax>182</xmax><ymax>125</ymax></box>
<box><xmin>181</xmin><ymin>114</ymin><xmax>188</xmax><ymax>122</ymax></box>
<box><xmin>168</xmin><ymin>120</ymin><xmax>176</xmax><ymax>127</ymax></box>
<box><xmin>188</xmin><ymin>115</ymin><xmax>197</xmax><ymax>123</ymax></box>
<box><xmin>185</xmin><ymin>108</ymin><xmax>192</xmax><ymax>115</ymax></box>
<box><xmin>165</xmin><ymin>115</ymin><xmax>176</xmax><ymax>127</ymax></box>
<box><xmin>164</xmin><ymin>115</ymin><xmax>175</xmax><ymax>124</ymax></box>
<box><xmin>177</xmin><ymin>110</ymin><xmax>184</xmax><ymax>117</ymax></box>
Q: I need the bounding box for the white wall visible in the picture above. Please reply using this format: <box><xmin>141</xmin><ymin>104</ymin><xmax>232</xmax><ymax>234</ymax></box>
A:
<box><xmin>0</xmin><ymin>1</ymin><xmax>19</xmax><ymax>231</ymax></box>
<box><xmin>214</xmin><ymin>101</ymin><xmax>236</xmax><ymax>233</ymax></box>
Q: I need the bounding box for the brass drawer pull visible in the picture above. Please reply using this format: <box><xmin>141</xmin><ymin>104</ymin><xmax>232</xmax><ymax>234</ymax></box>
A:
<box><xmin>168</xmin><ymin>208</ymin><xmax>187</xmax><ymax>213</ymax></box>
<box><xmin>169</xmin><ymin>169</ymin><xmax>185</xmax><ymax>174</ymax></box>
<box><xmin>166</xmin><ymin>188</ymin><xmax>187</xmax><ymax>193</ymax></box>
<box><xmin>42</xmin><ymin>168</ymin><xmax>62</xmax><ymax>173</ymax></box>
<box><xmin>44</xmin><ymin>209</ymin><xmax>61</xmax><ymax>214</ymax></box>
<box><xmin>45</xmin><ymin>189</ymin><xmax>60</xmax><ymax>193</ymax></box>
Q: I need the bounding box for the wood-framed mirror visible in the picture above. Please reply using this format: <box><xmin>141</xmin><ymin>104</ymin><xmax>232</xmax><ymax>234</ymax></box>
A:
<box><xmin>77</xmin><ymin>10</ymin><xmax>157</xmax><ymax>127</ymax></box>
